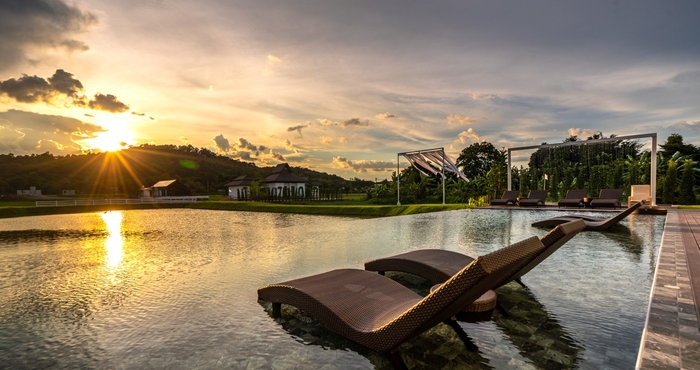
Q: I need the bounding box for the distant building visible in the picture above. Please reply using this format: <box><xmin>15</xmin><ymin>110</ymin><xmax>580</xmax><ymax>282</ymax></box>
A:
<box><xmin>225</xmin><ymin>175</ymin><xmax>253</xmax><ymax>199</ymax></box>
<box><xmin>62</xmin><ymin>190</ymin><xmax>76</xmax><ymax>196</ymax></box>
<box><xmin>17</xmin><ymin>186</ymin><xmax>41</xmax><ymax>196</ymax></box>
<box><xmin>144</xmin><ymin>179</ymin><xmax>191</xmax><ymax>197</ymax></box>
<box><xmin>262</xmin><ymin>163</ymin><xmax>307</xmax><ymax>196</ymax></box>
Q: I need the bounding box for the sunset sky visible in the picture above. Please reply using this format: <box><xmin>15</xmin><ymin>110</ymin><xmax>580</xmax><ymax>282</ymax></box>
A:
<box><xmin>1</xmin><ymin>0</ymin><xmax>699</xmax><ymax>179</ymax></box>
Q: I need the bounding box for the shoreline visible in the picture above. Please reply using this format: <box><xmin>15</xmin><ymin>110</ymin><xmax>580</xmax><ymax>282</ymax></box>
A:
<box><xmin>0</xmin><ymin>201</ymin><xmax>475</xmax><ymax>219</ymax></box>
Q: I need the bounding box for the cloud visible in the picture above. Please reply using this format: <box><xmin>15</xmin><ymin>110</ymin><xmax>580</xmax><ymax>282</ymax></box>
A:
<box><xmin>332</xmin><ymin>156</ymin><xmax>394</xmax><ymax>173</ymax></box>
<box><xmin>0</xmin><ymin>0</ymin><xmax>97</xmax><ymax>71</ymax></box>
<box><xmin>339</xmin><ymin>137</ymin><xmax>347</xmax><ymax>143</ymax></box>
<box><xmin>471</xmin><ymin>93</ymin><xmax>498</xmax><ymax>100</ymax></box>
<box><xmin>317</xmin><ymin>118</ymin><xmax>334</xmax><ymax>126</ymax></box>
<box><xmin>131</xmin><ymin>112</ymin><xmax>146</xmax><ymax>116</ymax></box>
<box><xmin>179</xmin><ymin>136</ymin><xmax>190</xmax><ymax>144</ymax></box>
<box><xmin>213</xmin><ymin>134</ymin><xmax>231</xmax><ymax>151</ymax></box>
<box><xmin>88</xmin><ymin>93</ymin><xmax>129</xmax><ymax>113</ymax></box>
<box><xmin>457</xmin><ymin>128</ymin><xmax>480</xmax><ymax>144</ymax></box>
<box><xmin>287</xmin><ymin>121</ymin><xmax>310</xmax><ymax>137</ymax></box>
<box><xmin>0</xmin><ymin>70</ymin><xmax>130</xmax><ymax>113</ymax></box>
<box><xmin>670</xmin><ymin>120</ymin><xmax>700</xmax><ymax>131</ymax></box>
<box><xmin>267</xmin><ymin>54</ymin><xmax>281</xmax><ymax>62</ymax></box>
<box><xmin>84</xmin><ymin>113</ymin><xmax>94</xmax><ymax>117</ymax></box>
<box><xmin>284</xmin><ymin>139</ymin><xmax>295</xmax><ymax>151</ymax></box>
<box><xmin>269</xmin><ymin>149</ymin><xmax>286</xmax><ymax>161</ymax></box>
<box><xmin>237</xmin><ymin>137</ymin><xmax>258</xmax><ymax>151</ymax></box>
<box><xmin>375</xmin><ymin>112</ymin><xmax>397</xmax><ymax>119</ymax></box>
<box><xmin>320</xmin><ymin>136</ymin><xmax>333</xmax><ymax>145</ymax></box>
<box><xmin>340</xmin><ymin>118</ymin><xmax>370</xmax><ymax>128</ymax></box>
<box><xmin>447</xmin><ymin>114</ymin><xmax>476</xmax><ymax>125</ymax></box>
<box><xmin>0</xmin><ymin>109</ymin><xmax>103</xmax><ymax>154</ymax></box>
<box><xmin>567</xmin><ymin>127</ymin><xmax>599</xmax><ymax>139</ymax></box>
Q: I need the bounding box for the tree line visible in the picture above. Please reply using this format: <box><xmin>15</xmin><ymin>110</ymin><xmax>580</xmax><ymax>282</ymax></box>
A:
<box><xmin>366</xmin><ymin>133</ymin><xmax>700</xmax><ymax>205</ymax></box>
<box><xmin>0</xmin><ymin>144</ymin><xmax>356</xmax><ymax>198</ymax></box>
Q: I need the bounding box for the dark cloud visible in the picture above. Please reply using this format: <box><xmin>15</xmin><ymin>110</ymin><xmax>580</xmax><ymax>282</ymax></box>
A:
<box><xmin>0</xmin><ymin>70</ymin><xmax>131</xmax><ymax>113</ymax></box>
<box><xmin>0</xmin><ymin>0</ymin><xmax>97</xmax><ymax>71</ymax></box>
<box><xmin>237</xmin><ymin>137</ymin><xmax>258</xmax><ymax>151</ymax></box>
<box><xmin>0</xmin><ymin>74</ymin><xmax>52</xmax><ymax>103</ymax></box>
<box><xmin>340</xmin><ymin>118</ymin><xmax>370</xmax><ymax>128</ymax></box>
<box><xmin>213</xmin><ymin>134</ymin><xmax>231</xmax><ymax>151</ymax></box>
<box><xmin>270</xmin><ymin>151</ymin><xmax>286</xmax><ymax>161</ymax></box>
<box><xmin>287</xmin><ymin>122</ymin><xmax>310</xmax><ymax>137</ymax></box>
<box><xmin>47</xmin><ymin>69</ymin><xmax>83</xmax><ymax>97</ymax></box>
<box><xmin>131</xmin><ymin>111</ymin><xmax>146</xmax><ymax>117</ymax></box>
<box><xmin>88</xmin><ymin>93</ymin><xmax>129</xmax><ymax>113</ymax></box>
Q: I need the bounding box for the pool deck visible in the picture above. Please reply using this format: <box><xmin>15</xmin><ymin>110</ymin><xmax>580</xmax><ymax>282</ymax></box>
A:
<box><xmin>637</xmin><ymin>210</ymin><xmax>700</xmax><ymax>369</ymax></box>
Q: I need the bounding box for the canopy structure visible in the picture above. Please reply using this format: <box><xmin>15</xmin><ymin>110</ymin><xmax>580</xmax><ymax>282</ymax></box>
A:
<box><xmin>506</xmin><ymin>133</ymin><xmax>657</xmax><ymax>206</ymax></box>
<box><xmin>397</xmin><ymin>147</ymin><xmax>469</xmax><ymax>205</ymax></box>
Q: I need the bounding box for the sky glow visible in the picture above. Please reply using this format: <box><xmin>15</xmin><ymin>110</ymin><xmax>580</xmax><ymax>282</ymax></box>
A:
<box><xmin>1</xmin><ymin>0</ymin><xmax>699</xmax><ymax>179</ymax></box>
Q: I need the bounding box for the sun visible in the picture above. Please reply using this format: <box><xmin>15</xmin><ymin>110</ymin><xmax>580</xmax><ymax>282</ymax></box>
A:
<box><xmin>80</xmin><ymin>118</ymin><xmax>137</xmax><ymax>152</ymax></box>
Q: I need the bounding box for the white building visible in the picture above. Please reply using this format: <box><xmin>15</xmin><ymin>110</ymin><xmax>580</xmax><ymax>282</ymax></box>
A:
<box><xmin>225</xmin><ymin>175</ymin><xmax>253</xmax><ymax>199</ymax></box>
<box><xmin>262</xmin><ymin>163</ymin><xmax>307</xmax><ymax>197</ymax></box>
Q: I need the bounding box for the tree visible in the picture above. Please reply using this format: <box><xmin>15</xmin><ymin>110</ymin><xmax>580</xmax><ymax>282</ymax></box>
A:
<box><xmin>456</xmin><ymin>142</ymin><xmax>503</xmax><ymax>180</ymax></box>
<box><xmin>485</xmin><ymin>152</ymin><xmax>508</xmax><ymax>199</ymax></box>
<box><xmin>663</xmin><ymin>160</ymin><xmax>678</xmax><ymax>204</ymax></box>
<box><xmin>660</xmin><ymin>133</ymin><xmax>699</xmax><ymax>160</ymax></box>
<box><xmin>678</xmin><ymin>159</ymin><xmax>696</xmax><ymax>205</ymax></box>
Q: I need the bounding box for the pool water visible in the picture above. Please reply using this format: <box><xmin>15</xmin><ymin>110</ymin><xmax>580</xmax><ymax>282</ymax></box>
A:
<box><xmin>0</xmin><ymin>208</ymin><xmax>664</xmax><ymax>369</ymax></box>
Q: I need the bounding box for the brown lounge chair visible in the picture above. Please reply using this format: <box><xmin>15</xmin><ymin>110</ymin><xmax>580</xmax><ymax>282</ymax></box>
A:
<box><xmin>518</xmin><ymin>189</ymin><xmax>547</xmax><ymax>207</ymax></box>
<box><xmin>589</xmin><ymin>189</ymin><xmax>624</xmax><ymax>209</ymax></box>
<box><xmin>258</xmin><ymin>230</ymin><xmax>562</xmax><ymax>369</ymax></box>
<box><xmin>365</xmin><ymin>219</ymin><xmax>584</xmax><ymax>290</ymax></box>
<box><xmin>558</xmin><ymin>189</ymin><xmax>588</xmax><ymax>208</ymax></box>
<box><xmin>490</xmin><ymin>190</ymin><xmax>520</xmax><ymax>206</ymax></box>
<box><xmin>531</xmin><ymin>200</ymin><xmax>644</xmax><ymax>231</ymax></box>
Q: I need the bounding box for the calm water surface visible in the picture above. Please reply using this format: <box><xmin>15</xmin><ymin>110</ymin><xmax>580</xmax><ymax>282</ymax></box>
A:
<box><xmin>0</xmin><ymin>209</ymin><xmax>664</xmax><ymax>369</ymax></box>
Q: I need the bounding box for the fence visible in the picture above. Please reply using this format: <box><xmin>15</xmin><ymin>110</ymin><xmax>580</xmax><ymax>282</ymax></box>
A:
<box><xmin>36</xmin><ymin>196</ymin><xmax>208</xmax><ymax>207</ymax></box>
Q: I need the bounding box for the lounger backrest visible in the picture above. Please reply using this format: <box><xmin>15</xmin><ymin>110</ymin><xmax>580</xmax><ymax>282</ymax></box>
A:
<box><xmin>502</xmin><ymin>190</ymin><xmax>520</xmax><ymax>200</ymax></box>
<box><xmin>528</xmin><ymin>190</ymin><xmax>547</xmax><ymax>201</ymax></box>
<box><xmin>508</xmin><ymin>219</ymin><xmax>585</xmax><ymax>283</ymax></box>
<box><xmin>386</xmin><ymin>236</ymin><xmax>545</xmax><ymax>340</ymax></box>
<box><xmin>566</xmin><ymin>189</ymin><xmax>587</xmax><ymax>199</ymax></box>
<box><xmin>598</xmin><ymin>188</ymin><xmax>623</xmax><ymax>200</ymax></box>
<box><xmin>595</xmin><ymin>200</ymin><xmax>644</xmax><ymax>228</ymax></box>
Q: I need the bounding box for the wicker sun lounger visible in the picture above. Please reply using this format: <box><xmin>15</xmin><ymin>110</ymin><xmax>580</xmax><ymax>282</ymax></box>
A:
<box><xmin>518</xmin><ymin>190</ymin><xmax>547</xmax><ymax>207</ymax></box>
<box><xmin>490</xmin><ymin>190</ymin><xmax>520</xmax><ymax>206</ymax></box>
<box><xmin>557</xmin><ymin>189</ymin><xmax>588</xmax><ymax>208</ymax></box>
<box><xmin>589</xmin><ymin>189</ymin><xmax>624</xmax><ymax>209</ymax></box>
<box><xmin>258</xmin><ymin>235</ymin><xmax>548</xmax><ymax>369</ymax></box>
<box><xmin>531</xmin><ymin>200</ymin><xmax>644</xmax><ymax>231</ymax></box>
<box><xmin>365</xmin><ymin>220</ymin><xmax>585</xmax><ymax>290</ymax></box>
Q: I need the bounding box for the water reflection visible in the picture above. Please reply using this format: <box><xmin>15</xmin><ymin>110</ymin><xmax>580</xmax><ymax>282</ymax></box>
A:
<box><xmin>101</xmin><ymin>211</ymin><xmax>124</xmax><ymax>269</ymax></box>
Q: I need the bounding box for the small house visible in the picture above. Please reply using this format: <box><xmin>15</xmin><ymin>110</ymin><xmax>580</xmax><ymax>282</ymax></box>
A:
<box><xmin>262</xmin><ymin>163</ymin><xmax>307</xmax><ymax>197</ymax></box>
<box><xmin>225</xmin><ymin>175</ymin><xmax>253</xmax><ymax>199</ymax></box>
<box><xmin>150</xmin><ymin>179</ymin><xmax>191</xmax><ymax>197</ymax></box>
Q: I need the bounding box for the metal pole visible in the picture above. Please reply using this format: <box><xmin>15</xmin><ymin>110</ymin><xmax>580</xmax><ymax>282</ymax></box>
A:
<box><xmin>442</xmin><ymin>148</ymin><xmax>445</xmax><ymax>204</ymax></box>
<box><xmin>397</xmin><ymin>154</ymin><xmax>401</xmax><ymax>205</ymax></box>
<box><xmin>651</xmin><ymin>134</ymin><xmax>657</xmax><ymax>206</ymax></box>
<box><xmin>507</xmin><ymin>149</ymin><xmax>512</xmax><ymax>191</ymax></box>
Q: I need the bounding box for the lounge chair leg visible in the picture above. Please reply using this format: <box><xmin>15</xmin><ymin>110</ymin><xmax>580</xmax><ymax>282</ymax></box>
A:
<box><xmin>272</xmin><ymin>303</ymin><xmax>281</xmax><ymax>318</ymax></box>
<box><xmin>514</xmin><ymin>278</ymin><xmax>529</xmax><ymax>290</ymax></box>
<box><xmin>386</xmin><ymin>350</ymin><xmax>408</xmax><ymax>370</ymax></box>
<box><xmin>444</xmin><ymin>318</ymin><xmax>478</xmax><ymax>351</ymax></box>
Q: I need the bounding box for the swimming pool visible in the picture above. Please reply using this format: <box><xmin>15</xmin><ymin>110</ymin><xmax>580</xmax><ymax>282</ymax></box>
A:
<box><xmin>0</xmin><ymin>208</ymin><xmax>664</xmax><ymax>369</ymax></box>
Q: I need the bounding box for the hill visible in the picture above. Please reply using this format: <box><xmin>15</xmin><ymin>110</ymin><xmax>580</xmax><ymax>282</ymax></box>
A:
<box><xmin>0</xmin><ymin>144</ymin><xmax>349</xmax><ymax>196</ymax></box>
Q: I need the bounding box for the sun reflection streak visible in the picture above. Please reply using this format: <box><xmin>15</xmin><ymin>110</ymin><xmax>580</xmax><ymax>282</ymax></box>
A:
<box><xmin>101</xmin><ymin>211</ymin><xmax>124</xmax><ymax>269</ymax></box>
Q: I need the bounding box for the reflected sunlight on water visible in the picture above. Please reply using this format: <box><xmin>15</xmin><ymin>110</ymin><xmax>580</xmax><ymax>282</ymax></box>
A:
<box><xmin>101</xmin><ymin>211</ymin><xmax>124</xmax><ymax>270</ymax></box>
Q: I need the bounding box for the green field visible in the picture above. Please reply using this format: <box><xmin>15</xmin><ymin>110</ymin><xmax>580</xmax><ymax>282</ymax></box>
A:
<box><xmin>0</xmin><ymin>198</ymin><xmax>474</xmax><ymax>219</ymax></box>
